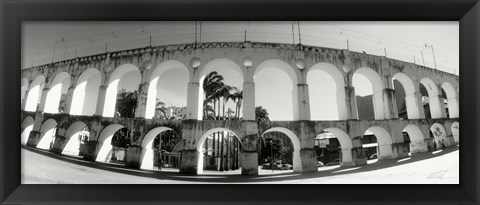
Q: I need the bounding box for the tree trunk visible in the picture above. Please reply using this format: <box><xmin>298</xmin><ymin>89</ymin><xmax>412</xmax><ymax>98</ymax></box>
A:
<box><xmin>212</xmin><ymin>133</ymin><xmax>216</xmax><ymax>167</ymax></box>
<box><xmin>213</xmin><ymin>98</ymin><xmax>217</xmax><ymax>119</ymax></box>
<box><xmin>226</xmin><ymin>134</ymin><xmax>230</xmax><ymax>170</ymax></box>
<box><xmin>235</xmin><ymin>137</ymin><xmax>239</xmax><ymax>169</ymax></box>
<box><xmin>222</xmin><ymin>98</ymin><xmax>226</xmax><ymax>120</ymax></box>
<box><xmin>205</xmin><ymin>133</ymin><xmax>209</xmax><ymax>166</ymax></box>
<box><xmin>219</xmin><ymin>132</ymin><xmax>224</xmax><ymax>171</ymax></box>
<box><xmin>217</xmin><ymin>98</ymin><xmax>221</xmax><ymax>120</ymax></box>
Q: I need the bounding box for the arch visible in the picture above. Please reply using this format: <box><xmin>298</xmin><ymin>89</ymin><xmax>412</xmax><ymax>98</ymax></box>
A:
<box><xmin>254</xmin><ymin>59</ymin><xmax>298</xmax><ymax>85</ymax></box>
<box><xmin>198</xmin><ymin>58</ymin><xmax>244</xmax><ymax>82</ymax></box>
<box><xmin>70</xmin><ymin>68</ymin><xmax>101</xmax><ymax>116</ymax></box>
<box><xmin>139</xmin><ymin>126</ymin><xmax>174</xmax><ymax>169</ymax></box>
<box><xmin>451</xmin><ymin>122</ymin><xmax>459</xmax><ymax>144</ymax></box>
<box><xmin>21</xmin><ymin>77</ymin><xmax>29</xmax><ymax>103</ymax></box>
<box><xmin>262</xmin><ymin>127</ymin><xmax>301</xmax><ymax>172</ymax></box>
<box><xmin>420</xmin><ymin>78</ymin><xmax>442</xmax><ymax>119</ymax></box>
<box><xmin>441</xmin><ymin>82</ymin><xmax>459</xmax><ymax>118</ymax></box>
<box><xmin>354</xmin><ymin>67</ymin><xmax>383</xmax><ymax>93</ymax></box>
<box><xmin>254</xmin><ymin>59</ymin><xmax>298</xmax><ymax>120</ymax></box>
<box><xmin>196</xmin><ymin>58</ymin><xmax>244</xmax><ymax>120</ymax></box>
<box><xmin>24</xmin><ymin>75</ymin><xmax>46</xmax><ymax>112</ymax></box>
<box><xmin>403</xmin><ymin>124</ymin><xmax>427</xmax><ymax>154</ymax></box>
<box><xmin>44</xmin><ymin>72</ymin><xmax>71</xmax><ymax>113</ymax></box>
<box><xmin>364</xmin><ymin>126</ymin><xmax>393</xmax><ymax>159</ymax></box>
<box><xmin>322</xmin><ymin>127</ymin><xmax>352</xmax><ymax>149</ymax></box>
<box><xmin>196</xmin><ymin>127</ymin><xmax>242</xmax><ymax>174</ymax></box>
<box><xmin>365</xmin><ymin>126</ymin><xmax>393</xmax><ymax>146</ymax></box>
<box><xmin>146</xmin><ymin>60</ymin><xmax>189</xmax><ymax>119</ymax></box>
<box><xmin>96</xmin><ymin>124</ymin><xmax>125</xmax><ymax>162</ymax></box>
<box><xmin>321</xmin><ymin>127</ymin><xmax>355</xmax><ymax>166</ymax></box>
<box><xmin>307</xmin><ymin>63</ymin><xmax>347</xmax><ymax>120</ymax></box>
<box><xmin>103</xmin><ymin>64</ymin><xmax>140</xmax><ymax>117</ymax></box>
<box><xmin>392</xmin><ymin>72</ymin><xmax>421</xmax><ymax>119</ymax></box>
<box><xmin>62</xmin><ymin>121</ymin><xmax>88</xmax><ymax>156</ymax></box>
<box><xmin>37</xmin><ymin>119</ymin><xmax>58</xmax><ymax>150</ymax></box>
<box><xmin>403</xmin><ymin>124</ymin><xmax>425</xmax><ymax>142</ymax></box>
<box><xmin>21</xmin><ymin>116</ymin><xmax>35</xmax><ymax>145</ymax></box>
<box><xmin>353</xmin><ymin>67</ymin><xmax>386</xmax><ymax>120</ymax></box>
<box><xmin>430</xmin><ymin>123</ymin><xmax>448</xmax><ymax>148</ymax></box>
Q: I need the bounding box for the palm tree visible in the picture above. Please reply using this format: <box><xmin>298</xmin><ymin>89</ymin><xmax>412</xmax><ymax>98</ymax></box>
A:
<box><xmin>154</xmin><ymin>98</ymin><xmax>167</xmax><ymax>119</ymax></box>
<box><xmin>229</xmin><ymin>87</ymin><xmax>243</xmax><ymax>119</ymax></box>
<box><xmin>255</xmin><ymin>106</ymin><xmax>270</xmax><ymax>122</ymax></box>
<box><xmin>202</xmin><ymin>71</ymin><xmax>224</xmax><ymax>120</ymax></box>
<box><xmin>116</xmin><ymin>89</ymin><xmax>137</xmax><ymax>118</ymax></box>
<box><xmin>255</xmin><ymin>106</ymin><xmax>270</xmax><ymax>163</ymax></box>
<box><xmin>218</xmin><ymin>84</ymin><xmax>233</xmax><ymax>120</ymax></box>
<box><xmin>203</xmin><ymin>104</ymin><xmax>216</xmax><ymax>120</ymax></box>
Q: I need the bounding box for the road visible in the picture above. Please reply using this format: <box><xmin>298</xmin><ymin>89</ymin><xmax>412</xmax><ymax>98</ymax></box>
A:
<box><xmin>21</xmin><ymin>145</ymin><xmax>459</xmax><ymax>184</ymax></box>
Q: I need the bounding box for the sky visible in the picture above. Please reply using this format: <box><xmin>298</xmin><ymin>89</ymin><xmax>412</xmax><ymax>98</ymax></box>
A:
<box><xmin>22</xmin><ymin>22</ymin><xmax>459</xmax><ymax>120</ymax></box>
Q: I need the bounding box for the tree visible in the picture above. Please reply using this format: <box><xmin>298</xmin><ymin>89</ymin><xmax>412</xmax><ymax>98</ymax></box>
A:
<box><xmin>116</xmin><ymin>89</ymin><xmax>137</xmax><ymax>118</ymax></box>
<box><xmin>154</xmin><ymin>98</ymin><xmax>167</xmax><ymax>119</ymax></box>
<box><xmin>202</xmin><ymin>71</ymin><xmax>224</xmax><ymax>120</ymax></box>
<box><xmin>255</xmin><ymin>106</ymin><xmax>271</xmax><ymax>163</ymax></box>
<box><xmin>229</xmin><ymin>87</ymin><xmax>243</xmax><ymax>120</ymax></box>
<box><xmin>255</xmin><ymin>106</ymin><xmax>270</xmax><ymax>122</ymax></box>
<box><xmin>218</xmin><ymin>84</ymin><xmax>233</xmax><ymax>119</ymax></box>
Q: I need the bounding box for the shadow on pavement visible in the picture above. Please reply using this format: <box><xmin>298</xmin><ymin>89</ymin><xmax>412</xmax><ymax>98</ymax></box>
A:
<box><xmin>22</xmin><ymin>145</ymin><xmax>459</xmax><ymax>183</ymax></box>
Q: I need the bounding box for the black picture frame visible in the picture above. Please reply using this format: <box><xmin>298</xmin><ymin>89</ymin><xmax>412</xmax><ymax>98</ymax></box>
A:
<box><xmin>1</xmin><ymin>0</ymin><xmax>479</xmax><ymax>204</ymax></box>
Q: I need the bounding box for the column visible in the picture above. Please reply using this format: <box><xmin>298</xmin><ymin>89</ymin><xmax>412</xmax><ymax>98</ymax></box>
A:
<box><xmin>384</xmin><ymin>88</ymin><xmax>398</xmax><ymax>119</ymax></box>
<box><xmin>26</xmin><ymin>130</ymin><xmax>41</xmax><ymax>147</ymax></box>
<box><xmin>51</xmin><ymin>134</ymin><xmax>66</xmax><ymax>154</ymax></box>
<box><xmin>347</xmin><ymin>137</ymin><xmax>367</xmax><ymax>166</ymax></box>
<box><xmin>447</xmin><ymin>96</ymin><xmax>459</xmax><ymax>118</ymax></box>
<box><xmin>429</xmin><ymin>94</ymin><xmax>446</xmax><ymax>119</ymax></box>
<box><xmin>371</xmin><ymin>88</ymin><xmax>395</xmax><ymax>120</ymax></box>
<box><xmin>240</xmin><ymin>132</ymin><xmax>259</xmax><ymax>175</ymax></box>
<box><xmin>242</xmin><ymin>81</ymin><xmax>255</xmax><ymax>120</ymax></box>
<box><xmin>377</xmin><ymin>143</ymin><xmax>395</xmax><ymax>160</ymax></box>
<box><xmin>344</xmin><ymin>86</ymin><xmax>359</xmax><ymax>120</ymax></box>
<box><xmin>391</xmin><ymin>142</ymin><xmax>409</xmax><ymax>159</ymax></box>
<box><xmin>125</xmin><ymin>145</ymin><xmax>143</xmax><ymax>168</ymax></box>
<box><xmin>186</xmin><ymin>82</ymin><xmax>200</xmax><ymax>120</ymax></box>
<box><xmin>299</xmin><ymin>148</ymin><xmax>317</xmax><ymax>172</ymax></box>
<box><xmin>94</xmin><ymin>85</ymin><xmax>108</xmax><ymax>116</ymax></box>
<box><xmin>37</xmin><ymin>88</ymin><xmax>51</xmax><ymax>112</ymax></box>
<box><xmin>339</xmin><ymin>148</ymin><xmax>355</xmax><ymax>166</ymax></box>
<box><xmin>295</xmin><ymin>83</ymin><xmax>311</xmax><ymax>120</ymax></box>
<box><xmin>404</xmin><ymin>91</ymin><xmax>425</xmax><ymax>119</ymax></box>
<box><xmin>135</xmin><ymin>82</ymin><xmax>150</xmax><ymax>118</ymax></box>
<box><xmin>179</xmin><ymin>150</ymin><xmax>201</xmax><ymax>174</ymax></box>
<box><xmin>82</xmin><ymin>141</ymin><xmax>100</xmax><ymax>161</ymax></box>
<box><xmin>21</xmin><ymin>89</ymin><xmax>30</xmax><ymax>110</ymax></box>
<box><xmin>409</xmin><ymin>139</ymin><xmax>429</xmax><ymax>154</ymax></box>
<box><xmin>63</xmin><ymin>86</ymin><xmax>76</xmax><ymax>114</ymax></box>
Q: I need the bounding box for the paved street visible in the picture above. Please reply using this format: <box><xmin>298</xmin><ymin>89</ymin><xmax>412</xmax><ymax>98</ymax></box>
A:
<box><xmin>22</xmin><ymin>146</ymin><xmax>459</xmax><ymax>184</ymax></box>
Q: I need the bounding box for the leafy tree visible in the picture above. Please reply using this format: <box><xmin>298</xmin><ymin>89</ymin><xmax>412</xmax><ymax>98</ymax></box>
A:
<box><xmin>255</xmin><ymin>106</ymin><xmax>270</xmax><ymax>122</ymax></box>
<box><xmin>153</xmin><ymin>98</ymin><xmax>167</xmax><ymax>119</ymax></box>
<box><xmin>115</xmin><ymin>89</ymin><xmax>137</xmax><ymax>118</ymax></box>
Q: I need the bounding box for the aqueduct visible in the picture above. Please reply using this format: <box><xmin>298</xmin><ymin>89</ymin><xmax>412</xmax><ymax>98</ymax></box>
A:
<box><xmin>20</xmin><ymin>41</ymin><xmax>459</xmax><ymax>175</ymax></box>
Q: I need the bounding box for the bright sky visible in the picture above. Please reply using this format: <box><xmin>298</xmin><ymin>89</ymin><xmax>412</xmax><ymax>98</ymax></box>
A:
<box><xmin>22</xmin><ymin>22</ymin><xmax>459</xmax><ymax>120</ymax></box>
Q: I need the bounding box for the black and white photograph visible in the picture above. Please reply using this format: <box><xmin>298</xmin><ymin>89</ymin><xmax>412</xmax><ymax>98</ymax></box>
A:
<box><xmin>20</xmin><ymin>21</ymin><xmax>459</xmax><ymax>184</ymax></box>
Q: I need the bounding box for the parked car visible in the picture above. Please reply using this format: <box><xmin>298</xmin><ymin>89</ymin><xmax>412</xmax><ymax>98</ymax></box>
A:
<box><xmin>317</xmin><ymin>161</ymin><xmax>325</xmax><ymax>167</ymax></box>
<box><xmin>369</xmin><ymin>153</ymin><xmax>378</xmax><ymax>159</ymax></box>
<box><xmin>326</xmin><ymin>159</ymin><xmax>340</xmax><ymax>166</ymax></box>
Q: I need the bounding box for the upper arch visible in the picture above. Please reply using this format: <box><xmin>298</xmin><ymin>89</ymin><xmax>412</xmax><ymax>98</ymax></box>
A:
<box><xmin>307</xmin><ymin>62</ymin><xmax>345</xmax><ymax>89</ymax></box>
<box><xmin>253</xmin><ymin>59</ymin><xmax>298</xmax><ymax>85</ymax></box>
<box><xmin>141</xmin><ymin>126</ymin><xmax>174</xmax><ymax>148</ymax></box>
<box><xmin>196</xmin><ymin>58</ymin><xmax>244</xmax><ymax>82</ymax></box>
<box><xmin>353</xmin><ymin>67</ymin><xmax>384</xmax><ymax>93</ymax></box>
